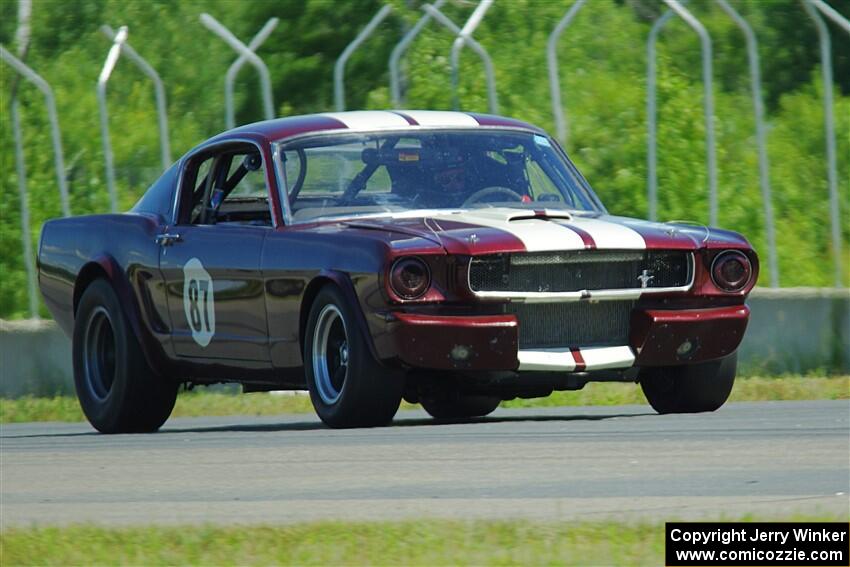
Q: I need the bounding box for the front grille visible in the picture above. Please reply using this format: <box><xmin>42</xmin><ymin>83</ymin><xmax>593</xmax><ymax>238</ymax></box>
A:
<box><xmin>470</xmin><ymin>250</ymin><xmax>691</xmax><ymax>293</ymax></box>
<box><xmin>507</xmin><ymin>301</ymin><xmax>634</xmax><ymax>349</ymax></box>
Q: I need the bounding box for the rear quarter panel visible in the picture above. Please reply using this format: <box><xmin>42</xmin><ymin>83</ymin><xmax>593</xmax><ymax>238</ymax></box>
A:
<box><xmin>38</xmin><ymin>213</ymin><xmax>169</xmax><ymax>362</ymax></box>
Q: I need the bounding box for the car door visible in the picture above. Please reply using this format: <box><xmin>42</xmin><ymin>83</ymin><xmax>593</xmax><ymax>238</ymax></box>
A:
<box><xmin>158</xmin><ymin>141</ymin><xmax>272</xmax><ymax>361</ymax></box>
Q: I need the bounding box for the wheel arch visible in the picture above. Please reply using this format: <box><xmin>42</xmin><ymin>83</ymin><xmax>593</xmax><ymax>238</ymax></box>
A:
<box><xmin>299</xmin><ymin>270</ymin><xmax>381</xmax><ymax>362</ymax></box>
<box><xmin>73</xmin><ymin>261</ymin><xmax>110</xmax><ymax>317</ymax></box>
<box><xmin>72</xmin><ymin>256</ymin><xmax>157</xmax><ymax>372</ymax></box>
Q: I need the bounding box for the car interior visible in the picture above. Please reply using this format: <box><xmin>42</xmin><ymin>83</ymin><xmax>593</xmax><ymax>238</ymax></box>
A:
<box><xmin>177</xmin><ymin>132</ymin><xmax>594</xmax><ymax>227</ymax></box>
<box><xmin>284</xmin><ymin>132</ymin><xmax>589</xmax><ymax>223</ymax></box>
<box><xmin>182</xmin><ymin>146</ymin><xmax>273</xmax><ymax>227</ymax></box>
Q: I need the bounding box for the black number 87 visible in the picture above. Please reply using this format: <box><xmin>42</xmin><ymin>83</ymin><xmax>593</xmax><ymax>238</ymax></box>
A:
<box><xmin>187</xmin><ymin>279</ymin><xmax>211</xmax><ymax>332</ymax></box>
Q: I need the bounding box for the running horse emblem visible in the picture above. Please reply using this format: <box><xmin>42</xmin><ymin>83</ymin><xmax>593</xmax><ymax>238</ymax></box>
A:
<box><xmin>637</xmin><ymin>269</ymin><xmax>655</xmax><ymax>289</ymax></box>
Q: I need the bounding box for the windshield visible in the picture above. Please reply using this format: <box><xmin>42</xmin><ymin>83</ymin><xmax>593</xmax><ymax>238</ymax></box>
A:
<box><xmin>275</xmin><ymin>130</ymin><xmax>603</xmax><ymax>224</ymax></box>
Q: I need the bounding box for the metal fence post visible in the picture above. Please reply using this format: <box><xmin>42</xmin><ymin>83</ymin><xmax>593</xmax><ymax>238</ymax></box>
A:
<box><xmin>647</xmin><ymin>7</ymin><xmax>679</xmax><ymax>222</ymax></box>
<box><xmin>802</xmin><ymin>0</ymin><xmax>843</xmax><ymax>287</ymax></box>
<box><xmin>10</xmin><ymin>100</ymin><xmax>38</xmax><ymax>319</ymax></box>
<box><xmin>422</xmin><ymin>3</ymin><xmax>498</xmax><ymax>114</ymax></box>
<box><xmin>224</xmin><ymin>18</ymin><xmax>278</xmax><ymax>129</ymax></box>
<box><xmin>96</xmin><ymin>26</ymin><xmax>126</xmax><ymax>213</ymax></box>
<box><xmin>647</xmin><ymin>1</ymin><xmax>717</xmax><ymax>227</ymax></box>
<box><xmin>810</xmin><ymin>0</ymin><xmax>850</xmax><ymax>33</ymax></box>
<box><xmin>200</xmin><ymin>13</ymin><xmax>275</xmax><ymax>121</ymax></box>
<box><xmin>7</xmin><ymin>0</ymin><xmax>37</xmax><ymax>319</ymax></box>
<box><xmin>547</xmin><ymin>0</ymin><xmax>587</xmax><ymax>145</ymax></box>
<box><xmin>715</xmin><ymin>0</ymin><xmax>778</xmax><ymax>287</ymax></box>
<box><xmin>334</xmin><ymin>4</ymin><xmax>393</xmax><ymax>112</ymax></box>
<box><xmin>389</xmin><ymin>0</ymin><xmax>445</xmax><ymax>108</ymax></box>
<box><xmin>663</xmin><ymin>0</ymin><xmax>717</xmax><ymax>227</ymax></box>
<box><xmin>449</xmin><ymin>0</ymin><xmax>493</xmax><ymax>111</ymax></box>
<box><xmin>100</xmin><ymin>25</ymin><xmax>171</xmax><ymax>172</ymax></box>
<box><xmin>1</xmin><ymin>46</ymin><xmax>71</xmax><ymax>219</ymax></box>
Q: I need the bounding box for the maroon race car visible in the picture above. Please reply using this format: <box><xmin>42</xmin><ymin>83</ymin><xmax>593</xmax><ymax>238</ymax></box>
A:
<box><xmin>38</xmin><ymin>110</ymin><xmax>758</xmax><ymax>432</ymax></box>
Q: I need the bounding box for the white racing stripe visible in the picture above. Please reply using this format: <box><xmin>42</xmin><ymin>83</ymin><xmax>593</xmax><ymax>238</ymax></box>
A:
<box><xmin>321</xmin><ymin>111</ymin><xmax>409</xmax><ymax>130</ymax></box>
<box><xmin>439</xmin><ymin>208</ymin><xmax>586</xmax><ymax>251</ymax></box>
<box><xmin>399</xmin><ymin>110</ymin><xmax>479</xmax><ymax>127</ymax></box>
<box><xmin>566</xmin><ymin>217</ymin><xmax>646</xmax><ymax>249</ymax></box>
<box><xmin>578</xmin><ymin>346</ymin><xmax>636</xmax><ymax>369</ymax></box>
<box><xmin>517</xmin><ymin>346</ymin><xmax>635</xmax><ymax>371</ymax></box>
<box><xmin>338</xmin><ymin>208</ymin><xmax>645</xmax><ymax>253</ymax></box>
<box><xmin>438</xmin><ymin>210</ymin><xmax>648</xmax><ymax>252</ymax></box>
<box><xmin>517</xmin><ymin>348</ymin><xmax>577</xmax><ymax>371</ymax></box>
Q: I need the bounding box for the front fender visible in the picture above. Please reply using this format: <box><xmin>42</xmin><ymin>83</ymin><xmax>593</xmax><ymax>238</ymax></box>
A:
<box><xmin>300</xmin><ymin>269</ymin><xmax>382</xmax><ymax>364</ymax></box>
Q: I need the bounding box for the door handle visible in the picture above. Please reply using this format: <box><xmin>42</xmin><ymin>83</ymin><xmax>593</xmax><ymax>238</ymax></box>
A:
<box><xmin>155</xmin><ymin>233</ymin><xmax>182</xmax><ymax>246</ymax></box>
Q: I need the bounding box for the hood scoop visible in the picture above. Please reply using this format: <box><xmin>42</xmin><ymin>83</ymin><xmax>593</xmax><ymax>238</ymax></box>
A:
<box><xmin>456</xmin><ymin>207</ymin><xmax>574</xmax><ymax>223</ymax></box>
<box><xmin>508</xmin><ymin>210</ymin><xmax>574</xmax><ymax>222</ymax></box>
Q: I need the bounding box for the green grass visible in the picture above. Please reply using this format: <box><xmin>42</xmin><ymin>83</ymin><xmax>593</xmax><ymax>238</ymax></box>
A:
<box><xmin>1</xmin><ymin>375</ymin><xmax>847</xmax><ymax>424</ymax></box>
<box><xmin>503</xmin><ymin>374</ymin><xmax>850</xmax><ymax>409</ymax></box>
<box><xmin>2</xmin><ymin>515</ymin><xmax>844</xmax><ymax>566</ymax></box>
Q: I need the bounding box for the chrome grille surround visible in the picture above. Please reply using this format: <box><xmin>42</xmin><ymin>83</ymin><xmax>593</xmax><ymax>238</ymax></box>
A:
<box><xmin>469</xmin><ymin>250</ymin><xmax>693</xmax><ymax>302</ymax></box>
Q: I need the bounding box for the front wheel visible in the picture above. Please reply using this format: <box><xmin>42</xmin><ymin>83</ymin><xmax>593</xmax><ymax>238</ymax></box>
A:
<box><xmin>640</xmin><ymin>353</ymin><xmax>737</xmax><ymax>414</ymax></box>
<box><xmin>304</xmin><ymin>284</ymin><xmax>403</xmax><ymax>428</ymax></box>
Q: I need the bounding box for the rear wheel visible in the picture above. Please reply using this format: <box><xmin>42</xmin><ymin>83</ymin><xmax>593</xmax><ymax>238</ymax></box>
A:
<box><xmin>73</xmin><ymin>279</ymin><xmax>178</xmax><ymax>433</ymax></box>
<box><xmin>640</xmin><ymin>353</ymin><xmax>737</xmax><ymax>414</ymax></box>
<box><xmin>304</xmin><ymin>284</ymin><xmax>403</xmax><ymax>428</ymax></box>
<box><xmin>420</xmin><ymin>391</ymin><xmax>501</xmax><ymax>419</ymax></box>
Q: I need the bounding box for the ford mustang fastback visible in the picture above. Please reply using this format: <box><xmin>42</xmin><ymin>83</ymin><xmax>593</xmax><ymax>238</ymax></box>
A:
<box><xmin>38</xmin><ymin>110</ymin><xmax>758</xmax><ymax>432</ymax></box>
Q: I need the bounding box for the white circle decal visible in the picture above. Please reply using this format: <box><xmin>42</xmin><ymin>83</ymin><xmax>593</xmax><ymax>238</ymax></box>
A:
<box><xmin>183</xmin><ymin>258</ymin><xmax>215</xmax><ymax>347</ymax></box>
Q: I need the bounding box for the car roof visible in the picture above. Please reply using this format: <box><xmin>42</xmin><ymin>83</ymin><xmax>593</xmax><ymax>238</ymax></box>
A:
<box><xmin>208</xmin><ymin>110</ymin><xmax>546</xmax><ymax>145</ymax></box>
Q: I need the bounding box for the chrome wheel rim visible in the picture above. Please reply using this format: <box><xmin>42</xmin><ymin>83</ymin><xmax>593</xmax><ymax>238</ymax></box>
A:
<box><xmin>83</xmin><ymin>306</ymin><xmax>116</xmax><ymax>401</ymax></box>
<box><xmin>312</xmin><ymin>304</ymin><xmax>349</xmax><ymax>405</ymax></box>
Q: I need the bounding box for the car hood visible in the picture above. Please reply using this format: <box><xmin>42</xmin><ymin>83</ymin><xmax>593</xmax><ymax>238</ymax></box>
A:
<box><xmin>340</xmin><ymin>207</ymin><xmax>750</xmax><ymax>255</ymax></box>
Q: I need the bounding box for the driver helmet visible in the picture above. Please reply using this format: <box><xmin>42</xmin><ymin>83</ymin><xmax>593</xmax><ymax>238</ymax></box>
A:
<box><xmin>433</xmin><ymin>164</ymin><xmax>466</xmax><ymax>193</ymax></box>
<box><xmin>432</xmin><ymin>149</ymin><xmax>469</xmax><ymax>194</ymax></box>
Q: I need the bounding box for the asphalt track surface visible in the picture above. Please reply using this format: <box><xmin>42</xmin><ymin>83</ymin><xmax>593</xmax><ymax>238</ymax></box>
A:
<box><xmin>1</xmin><ymin>400</ymin><xmax>848</xmax><ymax>527</ymax></box>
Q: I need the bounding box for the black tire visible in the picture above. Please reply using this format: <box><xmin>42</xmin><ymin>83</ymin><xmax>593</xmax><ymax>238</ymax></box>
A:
<box><xmin>640</xmin><ymin>353</ymin><xmax>737</xmax><ymax>414</ymax></box>
<box><xmin>420</xmin><ymin>392</ymin><xmax>501</xmax><ymax>420</ymax></box>
<box><xmin>73</xmin><ymin>279</ymin><xmax>178</xmax><ymax>433</ymax></box>
<box><xmin>303</xmin><ymin>284</ymin><xmax>403</xmax><ymax>428</ymax></box>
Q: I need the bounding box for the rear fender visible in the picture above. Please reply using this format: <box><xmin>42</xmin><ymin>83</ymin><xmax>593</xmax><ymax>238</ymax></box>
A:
<box><xmin>74</xmin><ymin>255</ymin><xmax>165</xmax><ymax>375</ymax></box>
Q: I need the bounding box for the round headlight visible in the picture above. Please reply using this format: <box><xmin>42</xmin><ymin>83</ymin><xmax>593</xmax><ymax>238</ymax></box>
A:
<box><xmin>389</xmin><ymin>257</ymin><xmax>431</xmax><ymax>300</ymax></box>
<box><xmin>711</xmin><ymin>250</ymin><xmax>752</xmax><ymax>292</ymax></box>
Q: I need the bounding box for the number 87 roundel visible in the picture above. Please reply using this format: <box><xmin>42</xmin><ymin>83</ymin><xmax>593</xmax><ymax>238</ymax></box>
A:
<box><xmin>183</xmin><ymin>258</ymin><xmax>216</xmax><ymax>347</ymax></box>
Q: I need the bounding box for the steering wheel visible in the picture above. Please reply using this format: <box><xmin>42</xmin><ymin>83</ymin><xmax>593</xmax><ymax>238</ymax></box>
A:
<box><xmin>462</xmin><ymin>186</ymin><xmax>524</xmax><ymax>207</ymax></box>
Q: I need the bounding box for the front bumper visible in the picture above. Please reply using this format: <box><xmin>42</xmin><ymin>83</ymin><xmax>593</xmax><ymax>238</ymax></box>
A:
<box><xmin>385</xmin><ymin>304</ymin><xmax>749</xmax><ymax>372</ymax></box>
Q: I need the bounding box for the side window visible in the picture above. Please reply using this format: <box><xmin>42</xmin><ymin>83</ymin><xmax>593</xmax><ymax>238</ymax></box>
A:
<box><xmin>195</xmin><ymin>158</ymin><xmax>214</xmax><ymax>193</ymax></box>
<box><xmin>187</xmin><ymin>156</ymin><xmax>215</xmax><ymax>223</ymax></box>
<box><xmin>178</xmin><ymin>145</ymin><xmax>271</xmax><ymax>227</ymax></box>
<box><xmin>227</xmin><ymin>154</ymin><xmax>266</xmax><ymax>198</ymax></box>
